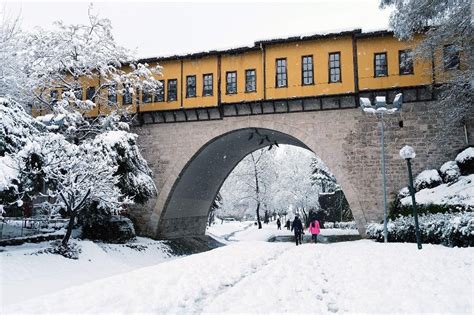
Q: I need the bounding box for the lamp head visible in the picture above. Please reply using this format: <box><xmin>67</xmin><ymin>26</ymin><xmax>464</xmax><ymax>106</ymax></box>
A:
<box><xmin>399</xmin><ymin>145</ymin><xmax>416</xmax><ymax>160</ymax></box>
<box><xmin>393</xmin><ymin>93</ymin><xmax>403</xmax><ymax>110</ymax></box>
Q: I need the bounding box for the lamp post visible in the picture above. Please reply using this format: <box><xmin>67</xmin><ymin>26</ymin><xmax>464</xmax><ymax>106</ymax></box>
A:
<box><xmin>360</xmin><ymin>93</ymin><xmax>403</xmax><ymax>243</ymax></box>
<box><xmin>399</xmin><ymin>145</ymin><xmax>423</xmax><ymax>250</ymax></box>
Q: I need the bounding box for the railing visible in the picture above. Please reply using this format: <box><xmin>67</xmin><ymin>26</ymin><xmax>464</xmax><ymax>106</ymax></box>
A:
<box><xmin>0</xmin><ymin>217</ymin><xmax>68</xmax><ymax>240</ymax></box>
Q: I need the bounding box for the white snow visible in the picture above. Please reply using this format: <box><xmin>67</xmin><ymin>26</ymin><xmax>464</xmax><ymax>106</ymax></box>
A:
<box><xmin>414</xmin><ymin>169</ymin><xmax>442</xmax><ymax>190</ymax></box>
<box><xmin>399</xmin><ymin>145</ymin><xmax>416</xmax><ymax>159</ymax></box>
<box><xmin>401</xmin><ymin>174</ymin><xmax>474</xmax><ymax>207</ymax></box>
<box><xmin>456</xmin><ymin>147</ymin><xmax>474</xmax><ymax>163</ymax></box>
<box><xmin>440</xmin><ymin>160</ymin><xmax>461</xmax><ymax>182</ymax></box>
<box><xmin>0</xmin><ymin>237</ymin><xmax>174</xmax><ymax>305</ymax></box>
<box><xmin>2</xmin><ymin>221</ymin><xmax>472</xmax><ymax>314</ymax></box>
<box><xmin>2</xmin><ymin>239</ymin><xmax>472</xmax><ymax>314</ymax></box>
<box><xmin>0</xmin><ymin>155</ymin><xmax>18</xmax><ymax>191</ymax></box>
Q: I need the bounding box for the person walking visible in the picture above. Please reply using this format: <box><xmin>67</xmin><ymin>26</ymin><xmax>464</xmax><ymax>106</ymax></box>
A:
<box><xmin>308</xmin><ymin>219</ymin><xmax>320</xmax><ymax>243</ymax></box>
<box><xmin>285</xmin><ymin>219</ymin><xmax>291</xmax><ymax>230</ymax></box>
<box><xmin>276</xmin><ymin>218</ymin><xmax>281</xmax><ymax>230</ymax></box>
<box><xmin>291</xmin><ymin>215</ymin><xmax>304</xmax><ymax>246</ymax></box>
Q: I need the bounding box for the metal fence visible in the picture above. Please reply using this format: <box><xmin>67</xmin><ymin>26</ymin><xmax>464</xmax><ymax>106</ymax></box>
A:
<box><xmin>0</xmin><ymin>217</ymin><xmax>67</xmax><ymax>240</ymax></box>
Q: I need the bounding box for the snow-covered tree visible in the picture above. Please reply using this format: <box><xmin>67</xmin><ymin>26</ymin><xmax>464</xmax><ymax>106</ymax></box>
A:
<box><xmin>380</xmin><ymin>0</ymin><xmax>472</xmax><ymax>122</ymax></box>
<box><xmin>220</xmin><ymin>148</ymin><xmax>278</xmax><ymax>228</ymax></box>
<box><xmin>0</xmin><ymin>4</ymin><xmax>161</xmax><ymax>114</ymax></box>
<box><xmin>270</xmin><ymin>148</ymin><xmax>320</xmax><ymax>226</ymax></box>
<box><xmin>13</xmin><ymin>134</ymin><xmax>128</xmax><ymax>246</ymax></box>
<box><xmin>208</xmin><ymin>192</ymin><xmax>222</xmax><ymax>226</ymax></box>
<box><xmin>0</xmin><ymin>101</ymin><xmax>156</xmax><ymax>247</ymax></box>
<box><xmin>219</xmin><ymin>145</ymin><xmax>322</xmax><ymax>226</ymax></box>
<box><xmin>310</xmin><ymin>157</ymin><xmax>339</xmax><ymax>193</ymax></box>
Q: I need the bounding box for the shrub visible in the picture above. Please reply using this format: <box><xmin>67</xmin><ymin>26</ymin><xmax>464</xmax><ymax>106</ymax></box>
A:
<box><xmin>392</xmin><ymin>203</ymin><xmax>469</xmax><ymax>219</ymax></box>
<box><xmin>414</xmin><ymin>169</ymin><xmax>442</xmax><ymax>191</ymax></box>
<box><xmin>439</xmin><ymin>161</ymin><xmax>460</xmax><ymax>183</ymax></box>
<box><xmin>366</xmin><ymin>211</ymin><xmax>474</xmax><ymax>247</ymax></box>
<box><xmin>455</xmin><ymin>147</ymin><xmax>474</xmax><ymax>175</ymax></box>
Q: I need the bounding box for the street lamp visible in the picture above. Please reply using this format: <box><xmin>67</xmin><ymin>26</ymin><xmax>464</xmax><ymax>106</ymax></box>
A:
<box><xmin>360</xmin><ymin>93</ymin><xmax>403</xmax><ymax>243</ymax></box>
<box><xmin>399</xmin><ymin>145</ymin><xmax>423</xmax><ymax>250</ymax></box>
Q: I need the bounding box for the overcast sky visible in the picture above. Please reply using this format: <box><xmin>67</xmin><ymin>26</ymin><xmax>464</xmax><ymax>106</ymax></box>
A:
<box><xmin>2</xmin><ymin>0</ymin><xmax>393</xmax><ymax>58</ymax></box>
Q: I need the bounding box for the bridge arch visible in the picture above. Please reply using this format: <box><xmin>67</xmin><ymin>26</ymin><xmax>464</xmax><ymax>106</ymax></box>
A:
<box><xmin>146</xmin><ymin>123</ymin><xmax>366</xmax><ymax>238</ymax></box>
<box><xmin>131</xmin><ymin>102</ymin><xmax>466</xmax><ymax>240</ymax></box>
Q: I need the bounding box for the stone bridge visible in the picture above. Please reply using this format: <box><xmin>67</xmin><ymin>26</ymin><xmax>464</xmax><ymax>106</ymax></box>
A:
<box><xmin>130</xmin><ymin>99</ymin><xmax>471</xmax><ymax>239</ymax></box>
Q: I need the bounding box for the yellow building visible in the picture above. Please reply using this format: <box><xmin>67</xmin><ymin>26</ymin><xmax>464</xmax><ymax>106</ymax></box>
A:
<box><xmin>35</xmin><ymin>29</ymin><xmax>459</xmax><ymax>119</ymax></box>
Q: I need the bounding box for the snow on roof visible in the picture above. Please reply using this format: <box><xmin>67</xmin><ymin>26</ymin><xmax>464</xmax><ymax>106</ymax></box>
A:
<box><xmin>138</xmin><ymin>28</ymin><xmax>395</xmax><ymax>64</ymax></box>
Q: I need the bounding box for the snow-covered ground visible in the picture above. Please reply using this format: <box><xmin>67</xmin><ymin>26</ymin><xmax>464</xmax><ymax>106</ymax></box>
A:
<box><xmin>207</xmin><ymin>220</ymin><xmax>359</xmax><ymax>242</ymax></box>
<box><xmin>401</xmin><ymin>174</ymin><xmax>474</xmax><ymax>207</ymax></box>
<box><xmin>2</xmin><ymin>240</ymin><xmax>472</xmax><ymax>314</ymax></box>
<box><xmin>1</xmin><ymin>222</ymin><xmax>472</xmax><ymax>314</ymax></box>
<box><xmin>0</xmin><ymin>237</ymin><xmax>174</xmax><ymax>306</ymax></box>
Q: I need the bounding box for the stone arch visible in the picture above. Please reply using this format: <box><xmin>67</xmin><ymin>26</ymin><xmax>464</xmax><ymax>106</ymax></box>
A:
<box><xmin>148</xmin><ymin>123</ymin><xmax>367</xmax><ymax>239</ymax></box>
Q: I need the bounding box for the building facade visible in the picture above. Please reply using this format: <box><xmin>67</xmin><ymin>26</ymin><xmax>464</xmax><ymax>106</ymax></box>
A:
<box><xmin>32</xmin><ymin>28</ymin><xmax>468</xmax><ymax>120</ymax></box>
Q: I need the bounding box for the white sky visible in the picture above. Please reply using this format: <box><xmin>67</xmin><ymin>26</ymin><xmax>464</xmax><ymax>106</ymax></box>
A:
<box><xmin>2</xmin><ymin>0</ymin><xmax>393</xmax><ymax>58</ymax></box>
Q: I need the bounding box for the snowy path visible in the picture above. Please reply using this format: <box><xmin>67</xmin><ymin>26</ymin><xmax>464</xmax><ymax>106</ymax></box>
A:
<box><xmin>3</xmin><ymin>240</ymin><xmax>472</xmax><ymax>314</ymax></box>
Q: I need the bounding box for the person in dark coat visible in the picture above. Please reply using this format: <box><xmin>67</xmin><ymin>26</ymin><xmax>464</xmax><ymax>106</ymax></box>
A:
<box><xmin>291</xmin><ymin>215</ymin><xmax>304</xmax><ymax>246</ymax></box>
<box><xmin>285</xmin><ymin>219</ymin><xmax>291</xmax><ymax>230</ymax></box>
<box><xmin>276</xmin><ymin>218</ymin><xmax>281</xmax><ymax>230</ymax></box>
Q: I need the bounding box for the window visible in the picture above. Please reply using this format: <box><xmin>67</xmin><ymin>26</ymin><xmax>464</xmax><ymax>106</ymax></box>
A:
<box><xmin>186</xmin><ymin>75</ymin><xmax>196</xmax><ymax>98</ymax></box>
<box><xmin>167</xmin><ymin>79</ymin><xmax>177</xmax><ymax>101</ymax></box>
<box><xmin>108</xmin><ymin>85</ymin><xmax>117</xmax><ymax>105</ymax></box>
<box><xmin>302</xmin><ymin>55</ymin><xmax>314</xmax><ymax>85</ymax></box>
<box><xmin>226</xmin><ymin>71</ymin><xmax>237</xmax><ymax>94</ymax></box>
<box><xmin>155</xmin><ymin>80</ymin><xmax>164</xmax><ymax>102</ymax></box>
<box><xmin>203</xmin><ymin>74</ymin><xmax>213</xmax><ymax>96</ymax></box>
<box><xmin>329</xmin><ymin>52</ymin><xmax>341</xmax><ymax>83</ymax></box>
<box><xmin>142</xmin><ymin>89</ymin><xmax>152</xmax><ymax>103</ymax></box>
<box><xmin>374</xmin><ymin>53</ymin><xmax>388</xmax><ymax>77</ymax></box>
<box><xmin>399</xmin><ymin>50</ymin><xmax>414</xmax><ymax>75</ymax></box>
<box><xmin>86</xmin><ymin>86</ymin><xmax>96</xmax><ymax>102</ymax></box>
<box><xmin>50</xmin><ymin>90</ymin><xmax>58</xmax><ymax>104</ymax></box>
<box><xmin>245</xmin><ymin>69</ymin><xmax>256</xmax><ymax>92</ymax></box>
<box><xmin>443</xmin><ymin>44</ymin><xmax>460</xmax><ymax>70</ymax></box>
<box><xmin>73</xmin><ymin>88</ymin><xmax>83</xmax><ymax>101</ymax></box>
<box><xmin>276</xmin><ymin>58</ymin><xmax>287</xmax><ymax>87</ymax></box>
<box><xmin>123</xmin><ymin>85</ymin><xmax>133</xmax><ymax>105</ymax></box>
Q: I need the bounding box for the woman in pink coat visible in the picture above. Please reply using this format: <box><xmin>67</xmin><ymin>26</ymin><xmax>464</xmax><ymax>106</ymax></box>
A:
<box><xmin>308</xmin><ymin>220</ymin><xmax>320</xmax><ymax>243</ymax></box>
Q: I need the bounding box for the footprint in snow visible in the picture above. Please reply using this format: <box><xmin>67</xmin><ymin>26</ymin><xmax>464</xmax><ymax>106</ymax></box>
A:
<box><xmin>328</xmin><ymin>302</ymin><xmax>339</xmax><ymax>313</ymax></box>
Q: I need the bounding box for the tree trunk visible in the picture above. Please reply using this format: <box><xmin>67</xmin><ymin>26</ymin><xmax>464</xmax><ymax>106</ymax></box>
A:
<box><xmin>301</xmin><ymin>208</ymin><xmax>308</xmax><ymax>228</ymax></box>
<box><xmin>256</xmin><ymin>203</ymin><xmax>262</xmax><ymax>229</ymax></box>
<box><xmin>62</xmin><ymin>209</ymin><xmax>76</xmax><ymax>247</ymax></box>
<box><xmin>251</xmin><ymin>153</ymin><xmax>262</xmax><ymax>229</ymax></box>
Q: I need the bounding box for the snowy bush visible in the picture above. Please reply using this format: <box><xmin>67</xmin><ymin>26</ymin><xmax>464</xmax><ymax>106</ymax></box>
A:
<box><xmin>440</xmin><ymin>161</ymin><xmax>460</xmax><ymax>183</ymax></box>
<box><xmin>0</xmin><ymin>98</ymin><xmax>43</xmax><ymax>156</ymax></box>
<box><xmin>92</xmin><ymin>130</ymin><xmax>156</xmax><ymax>204</ymax></box>
<box><xmin>455</xmin><ymin>147</ymin><xmax>474</xmax><ymax>175</ymax></box>
<box><xmin>398</xmin><ymin>187</ymin><xmax>410</xmax><ymax>199</ymax></box>
<box><xmin>366</xmin><ymin>211</ymin><xmax>474</xmax><ymax>247</ymax></box>
<box><xmin>324</xmin><ymin>221</ymin><xmax>357</xmax><ymax>229</ymax></box>
<box><xmin>414</xmin><ymin>169</ymin><xmax>442</xmax><ymax>191</ymax></box>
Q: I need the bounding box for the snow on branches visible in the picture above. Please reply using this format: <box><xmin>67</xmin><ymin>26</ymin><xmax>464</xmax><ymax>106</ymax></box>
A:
<box><xmin>0</xmin><ymin>4</ymin><xmax>161</xmax><ymax>114</ymax></box>
<box><xmin>380</xmin><ymin>0</ymin><xmax>472</xmax><ymax>122</ymax></box>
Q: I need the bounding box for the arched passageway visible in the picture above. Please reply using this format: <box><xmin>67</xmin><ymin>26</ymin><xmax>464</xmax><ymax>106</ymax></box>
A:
<box><xmin>157</xmin><ymin>128</ymin><xmax>351</xmax><ymax>238</ymax></box>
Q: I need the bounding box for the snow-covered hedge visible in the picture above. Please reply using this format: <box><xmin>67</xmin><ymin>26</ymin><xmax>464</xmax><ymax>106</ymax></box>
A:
<box><xmin>323</xmin><ymin>221</ymin><xmax>357</xmax><ymax>230</ymax></box>
<box><xmin>439</xmin><ymin>161</ymin><xmax>461</xmax><ymax>183</ymax></box>
<box><xmin>414</xmin><ymin>169</ymin><xmax>442</xmax><ymax>191</ymax></box>
<box><xmin>366</xmin><ymin>212</ymin><xmax>474</xmax><ymax>247</ymax></box>
<box><xmin>455</xmin><ymin>147</ymin><xmax>474</xmax><ymax>175</ymax></box>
